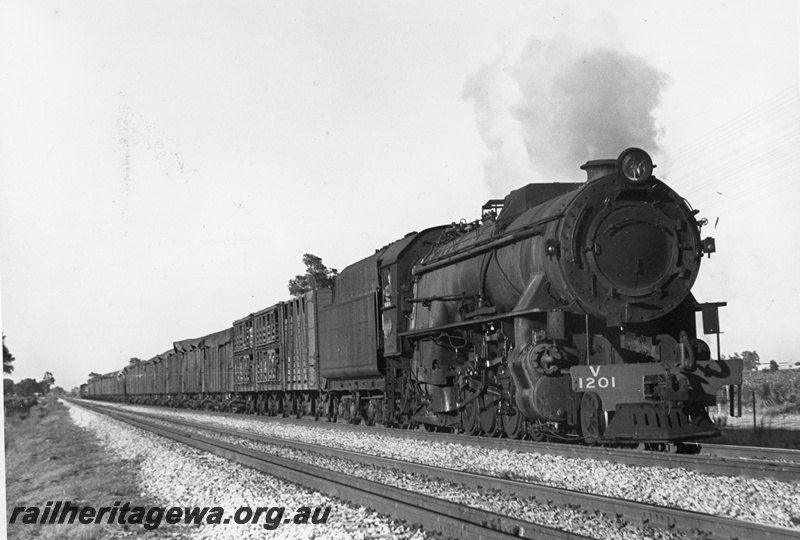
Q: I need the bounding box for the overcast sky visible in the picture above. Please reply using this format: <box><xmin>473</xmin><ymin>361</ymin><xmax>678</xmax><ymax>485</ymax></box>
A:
<box><xmin>1</xmin><ymin>1</ymin><xmax>799</xmax><ymax>390</ymax></box>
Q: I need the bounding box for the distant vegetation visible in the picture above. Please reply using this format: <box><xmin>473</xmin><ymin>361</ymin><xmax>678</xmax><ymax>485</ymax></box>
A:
<box><xmin>715</xmin><ymin>350</ymin><xmax>799</xmax><ymax>412</ymax></box>
<box><xmin>722</xmin><ymin>350</ymin><xmax>761</xmax><ymax>371</ymax></box>
<box><xmin>741</xmin><ymin>368</ymin><xmax>800</xmax><ymax>413</ymax></box>
<box><xmin>3</xmin><ymin>334</ymin><xmax>15</xmax><ymax>374</ymax></box>
<box><xmin>288</xmin><ymin>254</ymin><xmax>338</xmax><ymax>296</ymax></box>
<box><xmin>712</xmin><ymin>366</ymin><xmax>800</xmax><ymax>448</ymax></box>
<box><xmin>717</xmin><ymin>367</ymin><xmax>800</xmax><ymax>413</ymax></box>
<box><xmin>4</xmin><ymin>372</ymin><xmax>56</xmax><ymax>398</ymax></box>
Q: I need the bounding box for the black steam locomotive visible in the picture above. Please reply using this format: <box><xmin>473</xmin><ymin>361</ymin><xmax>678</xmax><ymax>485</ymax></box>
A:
<box><xmin>83</xmin><ymin>148</ymin><xmax>742</xmax><ymax>444</ymax></box>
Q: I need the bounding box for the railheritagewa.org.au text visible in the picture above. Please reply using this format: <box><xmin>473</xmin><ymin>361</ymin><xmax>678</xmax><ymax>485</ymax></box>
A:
<box><xmin>8</xmin><ymin>501</ymin><xmax>332</xmax><ymax>531</ymax></box>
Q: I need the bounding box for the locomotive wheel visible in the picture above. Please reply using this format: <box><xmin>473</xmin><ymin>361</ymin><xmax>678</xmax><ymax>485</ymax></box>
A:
<box><xmin>502</xmin><ymin>409</ymin><xmax>526</xmax><ymax>440</ymax></box>
<box><xmin>580</xmin><ymin>392</ymin><xmax>605</xmax><ymax>444</ymax></box>
<box><xmin>479</xmin><ymin>397</ymin><xmax>498</xmax><ymax>436</ymax></box>
<box><xmin>460</xmin><ymin>399</ymin><xmax>479</xmax><ymax>435</ymax></box>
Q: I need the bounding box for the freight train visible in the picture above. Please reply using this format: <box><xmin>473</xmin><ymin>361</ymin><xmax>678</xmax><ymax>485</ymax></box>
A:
<box><xmin>82</xmin><ymin>148</ymin><xmax>743</xmax><ymax>444</ymax></box>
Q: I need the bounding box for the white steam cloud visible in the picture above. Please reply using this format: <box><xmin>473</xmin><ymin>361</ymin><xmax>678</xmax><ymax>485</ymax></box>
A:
<box><xmin>464</xmin><ymin>13</ymin><xmax>669</xmax><ymax>194</ymax></box>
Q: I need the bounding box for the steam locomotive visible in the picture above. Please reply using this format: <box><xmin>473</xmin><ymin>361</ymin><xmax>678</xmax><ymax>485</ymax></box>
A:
<box><xmin>83</xmin><ymin>148</ymin><xmax>743</xmax><ymax>444</ymax></box>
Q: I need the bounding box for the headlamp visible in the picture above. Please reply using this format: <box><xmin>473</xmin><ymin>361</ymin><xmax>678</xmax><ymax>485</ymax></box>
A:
<box><xmin>617</xmin><ymin>148</ymin><xmax>654</xmax><ymax>183</ymax></box>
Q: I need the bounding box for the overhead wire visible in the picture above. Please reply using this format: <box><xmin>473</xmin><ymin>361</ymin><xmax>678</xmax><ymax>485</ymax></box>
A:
<box><xmin>657</xmin><ymin>83</ymin><xmax>800</xmax><ymax>217</ymax></box>
<box><xmin>659</xmin><ymin>83</ymin><xmax>800</xmax><ymax>169</ymax></box>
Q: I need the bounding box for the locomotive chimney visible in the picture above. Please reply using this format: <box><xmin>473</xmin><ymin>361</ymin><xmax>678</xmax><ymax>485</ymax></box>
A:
<box><xmin>580</xmin><ymin>159</ymin><xmax>616</xmax><ymax>182</ymax></box>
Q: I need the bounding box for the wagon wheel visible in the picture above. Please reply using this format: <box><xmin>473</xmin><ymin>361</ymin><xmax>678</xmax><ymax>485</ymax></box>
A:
<box><xmin>304</xmin><ymin>395</ymin><xmax>314</xmax><ymax>418</ymax></box>
<box><xmin>326</xmin><ymin>397</ymin><xmax>337</xmax><ymax>423</ymax></box>
<box><xmin>580</xmin><ymin>392</ymin><xmax>605</xmax><ymax>444</ymax></box>
<box><xmin>478</xmin><ymin>396</ymin><xmax>499</xmax><ymax>436</ymax></box>
<box><xmin>268</xmin><ymin>395</ymin><xmax>277</xmax><ymax>417</ymax></box>
<box><xmin>256</xmin><ymin>394</ymin><xmax>267</xmax><ymax>416</ymax></box>
<box><xmin>349</xmin><ymin>399</ymin><xmax>361</xmax><ymax>425</ymax></box>
<box><xmin>460</xmin><ymin>398</ymin><xmax>479</xmax><ymax>435</ymax></box>
<box><xmin>364</xmin><ymin>400</ymin><xmax>376</xmax><ymax>426</ymax></box>
<box><xmin>502</xmin><ymin>408</ymin><xmax>526</xmax><ymax>439</ymax></box>
<box><xmin>245</xmin><ymin>395</ymin><xmax>255</xmax><ymax>415</ymax></box>
<box><xmin>282</xmin><ymin>395</ymin><xmax>290</xmax><ymax>418</ymax></box>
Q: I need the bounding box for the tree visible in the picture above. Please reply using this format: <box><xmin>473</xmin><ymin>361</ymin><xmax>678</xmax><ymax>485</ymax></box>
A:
<box><xmin>725</xmin><ymin>351</ymin><xmax>761</xmax><ymax>370</ymax></box>
<box><xmin>287</xmin><ymin>254</ymin><xmax>338</xmax><ymax>296</ymax></box>
<box><xmin>88</xmin><ymin>372</ymin><xmax>102</xmax><ymax>382</ymax></box>
<box><xmin>3</xmin><ymin>334</ymin><xmax>15</xmax><ymax>374</ymax></box>
<box><xmin>740</xmin><ymin>350</ymin><xmax>761</xmax><ymax>371</ymax></box>
<box><xmin>129</xmin><ymin>357</ymin><xmax>143</xmax><ymax>364</ymax></box>
<box><xmin>41</xmin><ymin>371</ymin><xmax>55</xmax><ymax>393</ymax></box>
<box><xmin>4</xmin><ymin>378</ymin><xmax>14</xmax><ymax>396</ymax></box>
<box><xmin>15</xmin><ymin>378</ymin><xmax>42</xmax><ymax>396</ymax></box>
<box><xmin>769</xmin><ymin>360</ymin><xmax>779</xmax><ymax>371</ymax></box>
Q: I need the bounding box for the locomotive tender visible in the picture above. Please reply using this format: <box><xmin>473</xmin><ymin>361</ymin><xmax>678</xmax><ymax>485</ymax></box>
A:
<box><xmin>84</xmin><ymin>148</ymin><xmax>743</xmax><ymax>444</ymax></box>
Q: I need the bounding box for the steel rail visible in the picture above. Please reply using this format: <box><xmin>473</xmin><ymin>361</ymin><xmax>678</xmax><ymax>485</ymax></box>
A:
<box><xmin>81</xmin><ymin>401</ymin><xmax>800</xmax><ymax>540</ymax></box>
<box><xmin>75</xmin><ymin>399</ymin><xmax>800</xmax><ymax>481</ymax></box>
<box><xmin>700</xmin><ymin>443</ymin><xmax>800</xmax><ymax>463</ymax></box>
<box><xmin>74</xmin><ymin>400</ymin><xmax>587</xmax><ymax>540</ymax></box>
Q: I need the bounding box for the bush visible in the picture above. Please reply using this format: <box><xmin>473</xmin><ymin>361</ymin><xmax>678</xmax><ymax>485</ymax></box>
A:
<box><xmin>717</xmin><ymin>367</ymin><xmax>800</xmax><ymax>412</ymax></box>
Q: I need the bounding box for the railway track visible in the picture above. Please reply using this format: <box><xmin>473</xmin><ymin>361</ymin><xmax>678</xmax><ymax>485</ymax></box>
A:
<box><xmin>74</xmin><ymin>399</ymin><xmax>800</xmax><ymax>540</ymax></box>
<box><xmin>85</xmin><ymin>399</ymin><xmax>800</xmax><ymax>482</ymax></box>
<box><xmin>73</xmin><ymin>400</ymin><xmax>584</xmax><ymax>539</ymax></box>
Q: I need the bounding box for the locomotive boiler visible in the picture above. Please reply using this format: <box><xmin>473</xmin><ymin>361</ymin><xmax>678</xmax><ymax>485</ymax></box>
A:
<box><xmin>406</xmin><ymin>148</ymin><xmax>742</xmax><ymax>442</ymax></box>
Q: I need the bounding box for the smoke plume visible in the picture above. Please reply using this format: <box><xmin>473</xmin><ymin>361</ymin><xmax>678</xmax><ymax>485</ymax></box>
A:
<box><xmin>464</xmin><ymin>13</ymin><xmax>669</xmax><ymax>194</ymax></box>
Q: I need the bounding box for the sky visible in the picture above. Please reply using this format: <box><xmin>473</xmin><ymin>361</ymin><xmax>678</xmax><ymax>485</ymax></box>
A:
<box><xmin>1</xmin><ymin>0</ymin><xmax>799</xmax><ymax>390</ymax></box>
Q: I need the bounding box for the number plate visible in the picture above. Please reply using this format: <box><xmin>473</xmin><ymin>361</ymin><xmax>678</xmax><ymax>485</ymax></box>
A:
<box><xmin>570</xmin><ymin>363</ymin><xmax>667</xmax><ymax>411</ymax></box>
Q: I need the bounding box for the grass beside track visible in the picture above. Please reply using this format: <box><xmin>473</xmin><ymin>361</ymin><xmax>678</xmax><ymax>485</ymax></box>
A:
<box><xmin>4</xmin><ymin>397</ymin><xmax>189</xmax><ymax>539</ymax></box>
